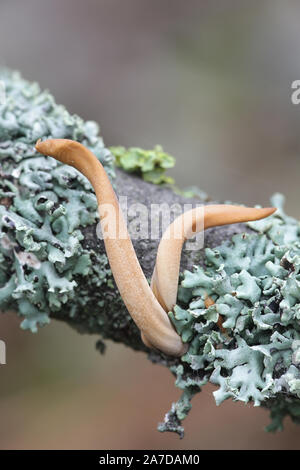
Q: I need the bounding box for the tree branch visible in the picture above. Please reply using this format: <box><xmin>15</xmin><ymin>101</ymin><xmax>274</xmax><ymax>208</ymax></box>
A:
<box><xmin>1</xmin><ymin>69</ymin><xmax>300</xmax><ymax>438</ymax></box>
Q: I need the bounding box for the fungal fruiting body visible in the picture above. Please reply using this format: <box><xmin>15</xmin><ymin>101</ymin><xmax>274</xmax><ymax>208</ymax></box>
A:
<box><xmin>151</xmin><ymin>205</ymin><xmax>276</xmax><ymax>313</ymax></box>
<box><xmin>35</xmin><ymin>139</ymin><xmax>186</xmax><ymax>357</ymax></box>
<box><xmin>36</xmin><ymin>139</ymin><xmax>275</xmax><ymax>357</ymax></box>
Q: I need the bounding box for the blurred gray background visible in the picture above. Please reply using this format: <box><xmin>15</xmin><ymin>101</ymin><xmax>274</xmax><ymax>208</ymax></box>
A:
<box><xmin>1</xmin><ymin>0</ymin><xmax>300</xmax><ymax>449</ymax></box>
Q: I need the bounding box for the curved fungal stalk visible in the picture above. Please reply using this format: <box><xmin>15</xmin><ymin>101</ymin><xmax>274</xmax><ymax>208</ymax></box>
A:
<box><xmin>151</xmin><ymin>205</ymin><xmax>276</xmax><ymax>314</ymax></box>
<box><xmin>35</xmin><ymin>138</ymin><xmax>187</xmax><ymax>357</ymax></box>
<box><xmin>35</xmin><ymin>138</ymin><xmax>276</xmax><ymax>356</ymax></box>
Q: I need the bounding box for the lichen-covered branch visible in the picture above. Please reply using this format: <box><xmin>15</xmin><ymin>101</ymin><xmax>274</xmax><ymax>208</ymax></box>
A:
<box><xmin>1</xmin><ymin>70</ymin><xmax>300</xmax><ymax>437</ymax></box>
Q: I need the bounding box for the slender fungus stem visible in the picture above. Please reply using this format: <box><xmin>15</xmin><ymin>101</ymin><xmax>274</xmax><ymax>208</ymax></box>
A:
<box><xmin>151</xmin><ymin>205</ymin><xmax>276</xmax><ymax>314</ymax></box>
<box><xmin>35</xmin><ymin>139</ymin><xmax>187</xmax><ymax>357</ymax></box>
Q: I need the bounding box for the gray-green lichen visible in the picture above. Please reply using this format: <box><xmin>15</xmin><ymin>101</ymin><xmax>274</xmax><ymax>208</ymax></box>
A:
<box><xmin>0</xmin><ymin>69</ymin><xmax>117</xmax><ymax>334</ymax></box>
<box><xmin>160</xmin><ymin>194</ymin><xmax>300</xmax><ymax>436</ymax></box>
